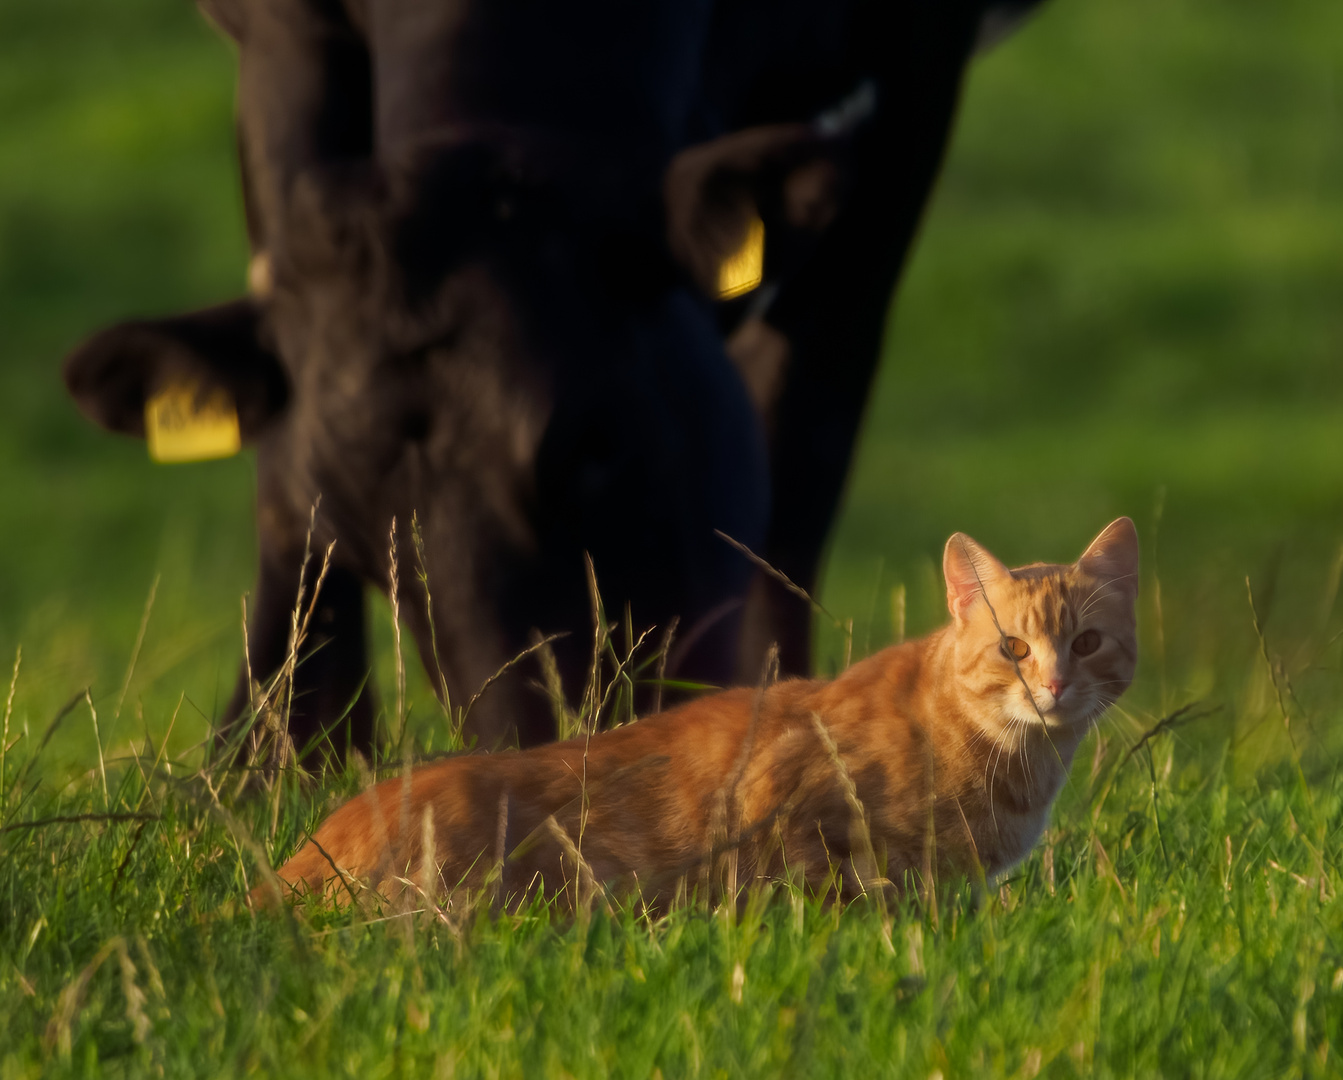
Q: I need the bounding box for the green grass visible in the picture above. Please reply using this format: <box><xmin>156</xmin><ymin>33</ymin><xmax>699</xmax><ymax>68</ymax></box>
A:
<box><xmin>4</xmin><ymin>650</ymin><xmax>1343</xmax><ymax>1077</ymax></box>
<box><xmin>5</xmin><ymin>0</ymin><xmax>1343</xmax><ymax>1073</ymax></box>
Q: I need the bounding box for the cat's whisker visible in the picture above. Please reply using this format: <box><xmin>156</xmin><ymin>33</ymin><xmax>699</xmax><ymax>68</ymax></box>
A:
<box><xmin>1078</xmin><ymin>593</ymin><xmax>1119</xmax><ymax>621</ymax></box>
<box><xmin>1077</xmin><ymin>694</ymin><xmax>1121</xmax><ymax>727</ymax></box>
<box><xmin>1079</xmin><ymin>603</ymin><xmax>1111</xmax><ymax>624</ymax></box>
<box><xmin>1077</xmin><ymin>580</ymin><xmax>1118</xmax><ymax>612</ymax></box>
<box><xmin>965</xmin><ymin>724</ymin><xmax>994</xmax><ymax>754</ymax></box>
<box><xmin>985</xmin><ymin>725</ymin><xmax>1017</xmax><ymax>838</ymax></box>
<box><xmin>1079</xmin><ymin>585</ymin><xmax>1128</xmax><ymax>622</ymax></box>
<box><xmin>1077</xmin><ymin>571</ymin><xmax>1135</xmax><ymax>614</ymax></box>
<box><xmin>1015</xmin><ymin>717</ymin><xmax>1035</xmax><ymax>788</ymax></box>
<box><xmin>981</xmin><ymin>733</ymin><xmax>998</xmax><ymax>814</ymax></box>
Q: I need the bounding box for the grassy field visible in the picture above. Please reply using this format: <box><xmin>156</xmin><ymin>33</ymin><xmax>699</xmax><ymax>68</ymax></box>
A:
<box><xmin>4</xmin><ymin>0</ymin><xmax>1343</xmax><ymax>1074</ymax></box>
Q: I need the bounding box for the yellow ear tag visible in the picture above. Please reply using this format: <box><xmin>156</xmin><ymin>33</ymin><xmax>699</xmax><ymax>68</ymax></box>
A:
<box><xmin>145</xmin><ymin>382</ymin><xmax>242</xmax><ymax>463</ymax></box>
<box><xmin>717</xmin><ymin>214</ymin><xmax>765</xmax><ymax>300</ymax></box>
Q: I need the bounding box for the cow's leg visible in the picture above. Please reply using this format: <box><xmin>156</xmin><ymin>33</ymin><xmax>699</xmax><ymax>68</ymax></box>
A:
<box><xmin>386</xmin><ymin>518</ymin><xmax>558</xmax><ymax>757</ymax></box>
<box><xmin>223</xmin><ymin>548</ymin><xmax>375</xmax><ymax>766</ymax></box>
<box><xmin>734</xmin><ymin>11</ymin><xmax>980</xmax><ymax>681</ymax></box>
<box><xmin>221</xmin><ymin>447</ymin><xmax>376</xmax><ymax>765</ymax></box>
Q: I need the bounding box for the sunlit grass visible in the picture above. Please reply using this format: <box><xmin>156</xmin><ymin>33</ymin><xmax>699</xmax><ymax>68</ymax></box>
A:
<box><xmin>4</xmin><ymin>0</ymin><xmax>1343</xmax><ymax>1072</ymax></box>
<box><xmin>5</xmin><ymin>537</ymin><xmax>1343</xmax><ymax>1076</ymax></box>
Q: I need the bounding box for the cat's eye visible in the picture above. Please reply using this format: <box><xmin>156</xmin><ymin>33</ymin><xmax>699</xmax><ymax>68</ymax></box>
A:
<box><xmin>1000</xmin><ymin>637</ymin><xmax>1030</xmax><ymax>661</ymax></box>
<box><xmin>1072</xmin><ymin>630</ymin><xmax>1101</xmax><ymax>657</ymax></box>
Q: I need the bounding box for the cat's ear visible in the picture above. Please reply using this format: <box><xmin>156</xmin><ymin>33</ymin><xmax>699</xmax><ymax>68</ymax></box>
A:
<box><xmin>1077</xmin><ymin>517</ymin><xmax>1140</xmax><ymax>595</ymax></box>
<box><xmin>944</xmin><ymin>533</ymin><xmax>1010</xmax><ymax>621</ymax></box>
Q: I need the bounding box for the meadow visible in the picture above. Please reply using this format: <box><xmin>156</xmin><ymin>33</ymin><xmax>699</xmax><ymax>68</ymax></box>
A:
<box><xmin>3</xmin><ymin>0</ymin><xmax>1343</xmax><ymax>1074</ymax></box>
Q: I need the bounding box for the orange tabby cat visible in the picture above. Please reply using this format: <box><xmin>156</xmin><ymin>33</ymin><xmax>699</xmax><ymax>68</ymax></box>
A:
<box><xmin>257</xmin><ymin>519</ymin><xmax>1138</xmax><ymax>909</ymax></box>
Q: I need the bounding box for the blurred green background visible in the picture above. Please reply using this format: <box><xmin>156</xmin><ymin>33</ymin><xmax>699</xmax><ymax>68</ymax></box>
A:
<box><xmin>2</xmin><ymin>0</ymin><xmax>1341</xmax><ymax>776</ymax></box>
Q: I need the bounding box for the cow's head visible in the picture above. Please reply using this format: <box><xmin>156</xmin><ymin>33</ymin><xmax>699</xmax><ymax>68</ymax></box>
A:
<box><xmin>63</xmin><ymin>117</ymin><xmax>778</xmax><ymax>744</ymax></box>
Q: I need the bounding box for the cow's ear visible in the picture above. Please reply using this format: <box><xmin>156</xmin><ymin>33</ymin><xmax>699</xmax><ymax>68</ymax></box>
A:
<box><xmin>63</xmin><ymin>299</ymin><xmax>288</xmax><ymax>441</ymax></box>
<box><xmin>664</xmin><ymin>123</ymin><xmax>848</xmax><ymax>298</ymax></box>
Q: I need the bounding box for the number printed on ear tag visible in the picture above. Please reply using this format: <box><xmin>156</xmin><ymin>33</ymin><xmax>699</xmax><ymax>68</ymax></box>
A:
<box><xmin>717</xmin><ymin>214</ymin><xmax>765</xmax><ymax>300</ymax></box>
<box><xmin>145</xmin><ymin>382</ymin><xmax>242</xmax><ymax>463</ymax></box>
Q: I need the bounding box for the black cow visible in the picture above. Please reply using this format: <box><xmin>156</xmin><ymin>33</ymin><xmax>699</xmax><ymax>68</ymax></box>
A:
<box><xmin>63</xmin><ymin>0</ymin><xmax>1039</xmax><ymax>759</ymax></box>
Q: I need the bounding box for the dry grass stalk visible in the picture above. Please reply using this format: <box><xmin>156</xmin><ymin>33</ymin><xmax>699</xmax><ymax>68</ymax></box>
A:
<box><xmin>221</xmin><ymin>502</ymin><xmax>331</xmax><ymax>800</ymax></box>
<box><xmin>388</xmin><ymin>517</ymin><xmax>406</xmax><ymax>748</ymax></box>
<box><xmin>391</xmin><ymin>870</ymin><xmax>455</xmax><ymax>929</ymax></box>
<box><xmin>570</xmin><ymin>622</ymin><xmax>664</xmax><ymax>874</ymax></box>
<box><xmin>532</xmin><ymin>567</ymin><xmax>659</xmax><ymax>742</ymax></box>
<box><xmin>270</xmin><ymin>516</ymin><xmax>334</xmax><ymax>834</ymax></box>
<box><xmin>808</xmin><ymin>711</ymin><xmax>893</xmax><ymax>952</ymax></box>
<box><xmin>240</xmin><ymin>594</ymin><xmax>255</xmax><ymax>719</ymax></box>
<box><xmin>460</xmin><ymin>632</ymin><xmax>567</xmax><ymax>735</ymax></box>
<box><xmin>42</xmin><ymin>935</ymin><xmax>154</xmax><ymax>1059</ymax></box>
<box><xmin>266</xmin><ymin>501</ymin><xmax>321</xmax><ymax>759</ymax></box>
<box><xmin>378</xmin><ymin>805</ymin><xmax>454</xmax><ymax>928</ymax></box>
<box><xmin>707</xmin><ymin>643</ymin><xmax>778</xmax><ymax>905</ymax></box>
<box><xmin>132</xmin><ymin>693</ymin><xmax>183</xmax><ymax>815</ymax></box>
<box><xmin>5</xmin><ymin>690</ymin><xmax>84</xmax><ymax>817</ymax></box>
<box><xmin>351</xmin><ymin>749</ymin><xmax>398</xmax><ymax>905</ymax></box>
<box><xmin>397</xmin><ymin>749</ymin><xmax>416</xmax><ymax>906</ymax></box>
<box><xmin>575</xmin><ymin>557</ymin><xmax>608</xmax><ymax>867</ymax></box>
<box><xmin>921</xmin><ymin>739</ymin><xmax>940</xmax><ymax>928</ymax></box>
<box><xmin>410</xmin><ymin>511</ymin><xmax>455</xmax><ymax>740</ymax></box>
<box><xmin>491</xmin><ymin>789</ymin><xmax>509</xmax><ymax>913</ymax></box>
<box><xmin>184</xmin><ymin>763</ymin><xmax>297</xmax><ymax>920</ymax></box>
<box><xmin>0</xmin><ymin>812</ymin><xmax>156</xmax><ymax>835</ymax></box>
<box><xmin>891</xmin><ymin>583</ymin><xmax>906</xmax><ymax>645</ymax></box>
<box><xmin>114</xmin><ymin>574</ymin><xmax>159</xmax><ymax>724</ymax></box>
<box><xmin>114</xmin><ymin>936</ymin><xmax>153</xmax><ymax>1044</ymax></box>
<box><xmin>1244</xmin><ymin>575</ymin><xmax>1319</xmax><ymax>830</ymax></box>
<box><xmin>592</xmin><ymin>624</ymin><xmax>656</xmax><ymax>730</ymax></box>
<box><xmin>44</xmin><ymin>937</ymin><xmax>119</xmax><ymax>1058</ymax></box>
<box><xmin>305</xmin><ymin>830</ymin><xmax>365</xmax><ymax>910</ymax></box>
<box><xmin>281</xmin><ymin>538</ymin><xmax>335</xmax><ymax>755</ymax></box>
<box><xmin>133</xmin><ymin>935</ymin><xmax>165</xmax><ymax>1001</ymax></box>
<box><xmin>84</xmin><ymin>690</ymin><xmax>109</xmax><ymax>810</ymax></box>
<box><xmin>126</xmin><ymin>704</ymin><xmax>153</xmax><ymax>796</ymax></box>
<box><xmin>534</xmin><ymin>634</ymin><xmax>581</xmax><ymax>738</ymax></box>
<box><xmin>713</xmin><ymin>529</ymin><xmax>852</xmax><ymax>658</ymax></box>
<box><xmin>651</xmin><ymin>616</ymin><xmax>678</xmax><ymax>715</ymax></box>
<box><xmin>543</xmin><ymin>813</ymin><xmax>608</xmax><ymax>917</ymax></box>
<box><xmin>1</xmin><ymin>645</ymin><xmax>20</xmax><ymax>810</ymax></box>
<box><xmin>581</xmin><ymin>553</ymin><xmax>609</xmax><ymax>738</ymax></box>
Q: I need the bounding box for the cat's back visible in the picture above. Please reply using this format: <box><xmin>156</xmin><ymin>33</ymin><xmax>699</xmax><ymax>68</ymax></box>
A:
<box><xmin>267</xmin><ymin>684</ymin><xmax>773</xmax><ymax>895</ymax></box>
<box><xmin>738</xmin><ymin>640</ymin><xmax>942</xmax><ymax>808</ymax></box>
<box><xmin>806</xmin><ymin>635</ymin><xmax>941</xmax><ymax>735</ymax></box>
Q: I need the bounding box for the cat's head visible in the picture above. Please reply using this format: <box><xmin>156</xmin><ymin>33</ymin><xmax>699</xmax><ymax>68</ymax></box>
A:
<box><xmin>942</xmin><ymin>518</ymin><xmax>1139</xmax><ymax>736</ymax></box>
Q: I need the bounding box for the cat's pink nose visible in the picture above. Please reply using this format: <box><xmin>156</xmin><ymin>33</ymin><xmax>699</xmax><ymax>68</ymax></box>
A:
<box><xmin>1046</xmin><ymin>679</ymin><xmax>1066</xmax><ymax>699</ymax></box>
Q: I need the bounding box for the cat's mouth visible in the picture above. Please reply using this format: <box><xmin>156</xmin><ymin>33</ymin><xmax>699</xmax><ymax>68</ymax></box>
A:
<box><xmin>1029</xmin><ymin>694</ymin><xmax>1113</xmax><ymax>733</ymax></box>
<box><xmin>1022</xmin><ymin>692</ymin><xmax>1093</xmax><ymax>731</ymax></box>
